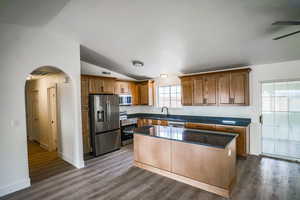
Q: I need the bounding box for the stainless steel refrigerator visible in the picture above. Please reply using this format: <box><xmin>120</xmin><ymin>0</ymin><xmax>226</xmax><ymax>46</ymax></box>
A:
<box><xmin>89</xmin><ymin>94</ymin><xmax>120</xmax><ymax>156</ymax></box>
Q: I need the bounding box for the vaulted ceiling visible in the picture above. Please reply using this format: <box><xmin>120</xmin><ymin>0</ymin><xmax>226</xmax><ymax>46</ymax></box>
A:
<box><xmin>1</xmin><ymin>0</ymin><xmax>300</xmax><ymax>79</ymax></box>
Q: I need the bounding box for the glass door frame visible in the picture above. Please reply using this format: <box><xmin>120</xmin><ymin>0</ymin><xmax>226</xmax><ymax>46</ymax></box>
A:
<box><xmin>259</xmin><ymin>79</ymin><xmax>300</xmax><ymax>162</ymax></box>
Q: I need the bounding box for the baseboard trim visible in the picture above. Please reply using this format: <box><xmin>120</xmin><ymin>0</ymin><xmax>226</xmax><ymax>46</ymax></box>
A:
<box><xmin>0</xmin><ymin>178</ymin><xmax>31</xmax><ymax>197</ymax></box>
<box><xmin>134</xmin><ymin>161</ymin><xmax>230</xmax><ymax>198</ymax></box>
<box><xmin>58</xmin><ymin>152</ymin><xmax>85</xmax><ymax>169</ymax></box>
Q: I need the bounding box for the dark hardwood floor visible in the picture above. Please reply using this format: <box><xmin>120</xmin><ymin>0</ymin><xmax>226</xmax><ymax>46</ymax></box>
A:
<box><xmin>2</xmin><ymin>145</ymin><xmax>300</xmax><ymax>200</ymax></box>
<box><xmin>27</xmin><ymin>141</ymin><xmax>74</xmax><ymax>183</ymax></box>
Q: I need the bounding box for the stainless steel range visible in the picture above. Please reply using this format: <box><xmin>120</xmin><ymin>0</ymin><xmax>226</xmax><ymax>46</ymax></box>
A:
<box><xmin>120</xmin><ymin>112</ymin><xmax>137</xmax><ymax>145</ymax></box>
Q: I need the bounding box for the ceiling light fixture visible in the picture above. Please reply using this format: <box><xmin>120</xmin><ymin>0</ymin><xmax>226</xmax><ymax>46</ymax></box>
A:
<box><xmin>160</xmin><ymin>74</ymin><xmax>168</xmax><ymax>78</ymax></box>
<box><xmin>132</xmin><ymin>60</ymin><xmax>144</xmax><ymax>68</ymax></box>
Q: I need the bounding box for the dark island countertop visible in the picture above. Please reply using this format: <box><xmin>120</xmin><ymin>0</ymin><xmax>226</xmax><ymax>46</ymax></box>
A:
<box><xmin>128</xmin><ymin>113</ymin><xmax>251</xmax><ymax>127</ymax></box>
<box><xmin>133</xmin><ymin>125</ymin><xmax>238</xmax><ymax>149</ymax></box>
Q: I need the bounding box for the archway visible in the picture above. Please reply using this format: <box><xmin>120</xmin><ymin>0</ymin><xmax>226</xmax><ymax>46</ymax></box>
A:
<box><xmin>25</xmin><ymin>66</ymin><xmax>75</xmax><ymax>183</ymax></box>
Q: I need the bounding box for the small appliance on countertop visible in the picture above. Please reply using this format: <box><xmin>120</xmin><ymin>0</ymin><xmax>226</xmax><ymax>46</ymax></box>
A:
<box><xmin>120</xmin><ymin>111</ymin><xmax>137</xmax><ymax>145</ymax></box>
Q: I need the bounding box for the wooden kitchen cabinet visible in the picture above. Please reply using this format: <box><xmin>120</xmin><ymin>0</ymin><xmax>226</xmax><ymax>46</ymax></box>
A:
<box><xmin>102</xmin><ymin>78</ymin><xmax>116</xmax><ymax>94</ymax></box>
<box><xmin>116</xmin><ymin>81</ymin><xmax>130</xmax><ymax>94</ymax></box>
<box><xmin>218</xmin><ymin>72</ymin><xmax>231</xmax><ymax>105</ymax></box>
<box><xmin>215</xmin><ymin>125</ymin><xmax>249</xmax><ymax>157</ymax></box>
<box><xmin>229</xmin><ymin>70</ymin><xmax>249</xmax><ymax>105</ymax></box>
<box><xmin>81</xmin><ymin>107</ymin><xmax>91</xmax><ymax>154</ymax></box>
<box><xmin>203</xmin><ymin>74</ymin><xmax>217</xmax><ymax>105</ymax></box>
<box><xmin>130</xmin><ymin>82</ymin><xmax>140</xmax><ymax>105</ymax></box>
<box><xmin>192</xmin><ymin>77</ymin><xmax>204</xmax><ymax>105</ymax></box>
<box><xmin>81</xmin><ymin>76</ymin><xmax>89</xmax><ymax>107</ymax></box>
<box><xmin>134</xmin><ymin>134</ymin><xmax>171</xmax><ymax>171</ymax></box>
<box><xmin>181</xmin><ymin>78</ymin><xmax>193</xmax><ymax>106</ymax></box>
<box><xmin>185</xmin><ymin>122</ymin><xmax>216</xmax><ymax>131</ymax></box>
<box><xmin>218</xmin><ymin>69</ymin><xmax>250</xmax><ymax>105</ymax></box>
<box><xmin>138</xmin><ymin>80</ymin><xmax>154</xmax><ymax>106</ymax></box>
<box><xmin>87</xmin><ymin>75</ymin><xmax>116</xmax><ymax>94</ymax></box>
<box><xmin>180</xmin><ymin>68</ymin><xmax>250</xmax><ymax>106</ymax></box>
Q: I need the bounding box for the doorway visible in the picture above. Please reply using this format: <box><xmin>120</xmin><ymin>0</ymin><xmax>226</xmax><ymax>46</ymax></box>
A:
<box><xmin>25</xmin><ymin>66</ymin><xmax>74</xmax><ymax>184</ymax></box>
<box><xmin>261</xmin><ymin>80</ymin><xmax>300</xmax><ymax>160</ymax></box>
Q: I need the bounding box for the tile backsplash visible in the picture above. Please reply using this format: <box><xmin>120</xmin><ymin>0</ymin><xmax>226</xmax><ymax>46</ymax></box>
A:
<box><xmin>120</xmin><ymin>105</ymin><xmax>254</xmax><ymax>120</ymax></box>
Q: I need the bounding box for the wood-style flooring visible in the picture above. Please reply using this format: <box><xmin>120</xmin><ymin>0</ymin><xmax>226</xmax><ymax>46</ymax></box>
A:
<box><xmin>2</xmin><ymin>145</ymin><xmax>300</xmax><ymax>200</ymax></box>
<box><xmin>27</xmin><ymin>141</ymin><xmax>74</xmax><ymax>184</ymax></box>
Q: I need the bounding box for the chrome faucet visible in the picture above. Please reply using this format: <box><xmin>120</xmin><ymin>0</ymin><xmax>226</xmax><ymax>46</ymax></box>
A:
<box><xmin>161</xmin><ymin>106</ymin><xmax>169</xmax><ymax>116</ymax></box>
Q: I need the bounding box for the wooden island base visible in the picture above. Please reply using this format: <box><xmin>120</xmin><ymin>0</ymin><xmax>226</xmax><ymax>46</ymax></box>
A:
<box><xmin>134</xmin><ymin>133</ymin><xmax>236</xmax><ymax>198</ymax></box>
<box><xmin>134</xmin><ymin>161</ymin><xmax>233</xmax><ymax>198</ymax></box>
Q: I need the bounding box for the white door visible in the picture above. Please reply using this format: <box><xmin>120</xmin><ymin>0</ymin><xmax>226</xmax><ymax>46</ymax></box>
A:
<box><xmin>261</xmin><ymin>81</ymin><xmax>300</xmax><ymax>160</ymax></box>
<box><xmin>48</xmin><ymin>86</ymin><xmax>58</xmax><ymax>151</ymax></box>
<box><xmin>27</xmin><ymin>90</ymin><xmax>39</xmax><ymax>141</ymax></box>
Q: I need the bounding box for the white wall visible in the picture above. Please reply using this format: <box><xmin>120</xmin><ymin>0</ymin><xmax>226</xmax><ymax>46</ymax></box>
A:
<box><xmin>0</xmin><ymin>23</ymin><xmax>83</xmax><ymax>197</ymax></box>
<box><xmin>81</xmin><ymin>61</ymin><xmax>136</xmax><ymax>80</ymax></box>
<box><xmin>121</xmin><ymin>60</ymin><xmax>300</xmax><ymax>155</ymax></box>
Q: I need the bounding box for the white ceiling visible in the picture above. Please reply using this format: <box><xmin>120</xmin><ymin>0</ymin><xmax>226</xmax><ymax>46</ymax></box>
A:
<box><xmin>1</xmin><ymin>0</ymin><xmax>300</xmax><ymax>79</ymax></box>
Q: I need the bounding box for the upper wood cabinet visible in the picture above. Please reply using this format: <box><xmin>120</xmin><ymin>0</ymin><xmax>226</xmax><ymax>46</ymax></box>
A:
<box><xmin>203</xmin><ymin>74</ymin><xmax>217</xmax><ymax>105</ymax></box>
<box><xmin>130</xmin><ymin>82</ymin><xmax>140</xmax><ymax>105</ymax></box>
<box><xmin>192</xmin><ymin>77</ymin><xmax>204</xmax><ymax>105</ymax></box>
<box><xmin>115</xmin><ymin>81</ymin><xmax>130</xmax><ymax>94</ymax></box>
<box><xmin>137</xmin><ymin>80</ymin><xmax>154</xmax><ymax>106</ymax></box>
<box><xmin>181</xmin><ymin>78</ymin><xmax>193</xmax><ymax>106</ymax></box>
<box><xmin>180</xmin><ymin>68</ymin><xmax>250</xmax><ymax>106</ymax></box>
<box><xmin>218</xmin><ymin>69</ymin><xmax>250</xmax><ymax>106</ymax></box>
<box><xmin>218</xmin><ymin>72</ymin><xmax>231</xmax><ymax>105</ymax></box>
<box><xmin>86</xmin><ymin>75</ymin><xmax>116</xmax><ymax>94</ymax></box>
<box><xmin>229</xmin><ymin>70</ymin><xmax>249</xmax><ymax>105</ymax></box>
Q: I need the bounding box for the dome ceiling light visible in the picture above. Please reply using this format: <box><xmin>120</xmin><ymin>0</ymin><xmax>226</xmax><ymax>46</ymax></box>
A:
<box><xmin>132</xmin><ymin>60</ymin><xmax>144</xmax><ymax>68</ymax></box>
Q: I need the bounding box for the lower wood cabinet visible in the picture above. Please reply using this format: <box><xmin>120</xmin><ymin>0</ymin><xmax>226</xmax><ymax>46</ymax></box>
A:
<box><xmin>137</xmin><ymin>118</ymin><xmax>169</xmax><ymax>127</ymax></box>
<box><xmin>185</xmin><ymin>122</ymin><xmax>216</xmax><ymax>131</ymax></box>
<box><xmin>185</xmin><ymin>122</ymin><xmax>249</xmax><ymax>157</ymax></box>
<box><xmin>215</xmin><ymin>125</ymin><xmax>249</xmax><ymax>157</ymax></box>
<box><xmin>134</xmin><ymin>134</ymin><xmax>171</xmax><ymax>171</ymax></box>
<box><xmin>171</xmin><ymin>140</ymin><xmax>235</xmax><ymax>189</ymax></box>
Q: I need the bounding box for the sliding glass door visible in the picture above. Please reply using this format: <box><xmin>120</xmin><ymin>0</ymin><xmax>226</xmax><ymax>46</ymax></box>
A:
<box><xmin>261</xmin><ymin>81</ymin><xmax>300</xmax><ymax>159</ymax></box>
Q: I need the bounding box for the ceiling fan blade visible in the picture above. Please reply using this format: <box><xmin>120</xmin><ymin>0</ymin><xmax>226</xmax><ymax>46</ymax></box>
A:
<box><xmin>273</xmin><ymin>30</ymin><xmax>300</xmax><ymax>40</ymax></box>
<box><xmin>272</xmin><ymin>21</ymin><xmax>300</xmax><ymax>25</ymax></box>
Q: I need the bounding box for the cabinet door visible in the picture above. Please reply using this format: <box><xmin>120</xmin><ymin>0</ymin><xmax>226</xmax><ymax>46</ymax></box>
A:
<box><xmin>140</xmin><ymin>83</ymin><xmax>149</xmax><ymax>105</ymax></box>
<box><xmin>181</xmin><ymin>78</ymin><xmax>193</xmax><ymax>106</ymax></box>
<box><xmin>81</xmin><ymin>77</ymin><xmax>89</xmax><ymax>106</ymax></box>
<box><xmin>134</xmin><ymin>134</ymin><xmax>171</xmax><ymax>171</ymax></box>
<box><xmin>185</xmin><ymin>122</ymin><xmax>216</xmax><ymax>131</ymax></box>
<box><xmin>82</xmin><ymin>107</ymin><xmax>91</xmax><ymax>153</ymax></box>
<box><xmin>193</xmin><ymin>77</ymin><xmax>204</xmax><ymax>105</ymax></box>
<box><xmin>218</xmin><ymin>73</ymin><xmax>230</xmax><ymax>105</ymax></box>
<box><xmin>203</xmin><ymin>75</ymin><xmax>217</xmax><ymax>105</ymax></box>
<box><xmin>137</xmin><ymin>119</ymin><xmax>144</xmax><ymax>127</ymax></box>
<box><xmin>103</xmin><ymin>78</ymin><xmax>115</xmax><ymax>94</ymax></box>
<box><xmin>89</xmin><ymin>78</ymin><xmax>104</xmax><ymax>93</ymax></box>
<box><xmin>130</xmin><ymin>83</ymin><xmax>140</xmax><ymax>105</ymax></box>
<box><xmin>230</xmin><ymin>71</ymin><xmax>249</xmax><ymax>105</ymax></box>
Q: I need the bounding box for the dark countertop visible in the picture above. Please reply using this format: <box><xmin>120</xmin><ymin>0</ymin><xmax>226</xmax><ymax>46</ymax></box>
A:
<box><xmin>128</xmin><ymin>113</ymin><xmax>251</xmax><ymax>127</ymax></box>
<box><xmin>134</xmin><ymin>125</ymin><xmax>237</xmax><ymax>149</ymax></box>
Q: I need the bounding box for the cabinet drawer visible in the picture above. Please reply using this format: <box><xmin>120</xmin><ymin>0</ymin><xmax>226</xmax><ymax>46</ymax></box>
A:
<box><xmin>215</xmin><ymin>125</ymin><xmax>244</xmax><ymax>133</ymax></box>
<box><xmin>185</xmin><ymin>122</ymin><xmax>216</xmax><ymax>131</ymax></box>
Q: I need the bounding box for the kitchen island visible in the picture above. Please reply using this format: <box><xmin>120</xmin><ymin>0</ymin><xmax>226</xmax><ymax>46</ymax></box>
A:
<box><xmin>133</xmin><ymin>125</ymin><xmax>237</xmax><ymax>198</ymax></box>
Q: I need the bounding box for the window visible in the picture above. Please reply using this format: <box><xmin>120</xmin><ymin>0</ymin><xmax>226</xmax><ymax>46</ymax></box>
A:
<box><xmin>158</xmin><ymin>85</ymin><xmax>181</xmax><ymax>108</ymax></box>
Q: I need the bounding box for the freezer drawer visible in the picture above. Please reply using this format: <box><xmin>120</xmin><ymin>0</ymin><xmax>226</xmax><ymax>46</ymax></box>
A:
<box><xmin>93</xmin><ymin>129</ymin><xmax>121</xmax><ymax>156</ymax></box>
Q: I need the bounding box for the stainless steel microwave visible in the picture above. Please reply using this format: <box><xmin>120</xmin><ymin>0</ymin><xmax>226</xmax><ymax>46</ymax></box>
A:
<box><xmin>119</xmin><ymin>94</ymin><xmax>132</xmax><ymax>106</ymax></box>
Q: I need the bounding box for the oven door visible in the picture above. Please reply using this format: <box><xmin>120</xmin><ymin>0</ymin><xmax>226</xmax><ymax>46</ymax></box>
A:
<box><xmin>121</xmin><ymin>124</ymin><xmax>137</xmax><ymax>141</ymax></box>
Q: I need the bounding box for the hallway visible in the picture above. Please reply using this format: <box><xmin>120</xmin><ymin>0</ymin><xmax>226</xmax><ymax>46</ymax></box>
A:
<box><xmin>27</xmin><ymin>141</ymin><xmax>74</xmax><ymax>184</ymax></box>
